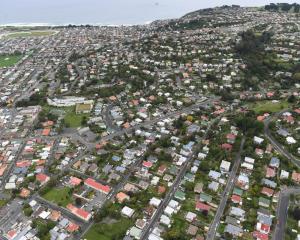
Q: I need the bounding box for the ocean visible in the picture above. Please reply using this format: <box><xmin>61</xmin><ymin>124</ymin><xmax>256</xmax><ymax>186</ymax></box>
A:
<box><xmin>0</xmin><ymin>0</ymin><xmax>298</xmax><ymax>26</ymax></box>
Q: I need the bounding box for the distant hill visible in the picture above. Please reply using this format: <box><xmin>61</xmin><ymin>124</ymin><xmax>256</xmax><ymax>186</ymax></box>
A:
<box><xmin>265</xmin><ymin>3</ymin><xmax>300</xmax><ymax>13</ymax></box>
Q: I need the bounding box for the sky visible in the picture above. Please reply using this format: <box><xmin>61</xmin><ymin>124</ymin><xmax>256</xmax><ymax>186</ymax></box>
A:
<box><xmin>0</xmin><ymin>0</ymin><xmax>298</xmax><ymax>25</ymax></box>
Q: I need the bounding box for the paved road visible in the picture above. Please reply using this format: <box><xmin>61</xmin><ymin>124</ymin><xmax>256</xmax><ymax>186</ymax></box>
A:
<box><xmin>264</xmin><ymin>112</ymin><xmax>300</xmax><ymax>168</ymax></box>
<box><xmin>272</xmin><ymin>188</ymin><xmax>300</xmax><ymax>240</ymax></box>
<box><xmin>264</xmin><ymin>111</ymin><xmax>300</xmax><ymax>240</ymax></box>
<box><xmin>140</xmin><ymin>115</ymin><xmax>222</xmax><ymax>240</ymax></box>
<box><xmin>206</xmin><ymin>137</ymin><xmax>245</xmax><ymax>240</ymax></box>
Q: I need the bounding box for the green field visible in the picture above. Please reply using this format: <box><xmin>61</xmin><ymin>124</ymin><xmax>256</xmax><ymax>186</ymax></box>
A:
<box><xmin>42</xmin><ymin>187</ymin><xmax>72</xmax><ymax>207</ymax></box>
<box><xmin>5</xmin><ymin>30</ymin><xmax>57</xmax><ymax>39</ymax></box>
<box><xmin>84</xmin><ymin>218</ymin><xmax>133</xmax><ymax>240</ymax></box>
<box><xmin>249</xmin><ymin>100</ymin><xmax>289</xmax><ymax>114</ymax></box>
<box><xmin>64</xmin><ymin>107</ymin><xmax>89</xmax><ymax>128</ymax></box>
<box><xmin>0</xmin><ymin>54</ymin><xmax>22</xmax><ymax>68</ymax></box>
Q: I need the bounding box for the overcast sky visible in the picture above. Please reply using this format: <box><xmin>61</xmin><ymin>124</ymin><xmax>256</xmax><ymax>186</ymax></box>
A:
<box><xmin>0</xmin><ymin>0</ymin><xmax>298</xmax><ymax>25</ymax></box>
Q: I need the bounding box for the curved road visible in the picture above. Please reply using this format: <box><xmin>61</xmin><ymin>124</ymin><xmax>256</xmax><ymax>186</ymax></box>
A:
<box><xmin>264</xmin><ymin>111</ymin><xmax>300</xmax><ymax>240</ymax></box>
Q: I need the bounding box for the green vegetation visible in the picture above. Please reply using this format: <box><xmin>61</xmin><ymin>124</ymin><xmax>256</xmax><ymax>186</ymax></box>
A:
<box><xmin>5</xmin><ymin>31</ymin><xmax>56</xmax><ymax>39</ymax></box>
<box><xmin>0</xmin><ymin>199</ymin><xmax>8</xmax><ymax>208</ymax></box>
<box><xmin>64</xmin><ymin>107</ymin><xmax>89</xmax><ymax>128</ymax></box>
<box><xmin>265</xmin><ymin>3</ymin><xmax>300</xmax><ymax>13</ymax></box>
<box><xmin>84</xmin><ymin>218</ymin><xmax>133</xmax><ymax>240</ymax></box>
<box><xmin>32</xmin><ymin>219</ymin><xmax>56</xmax><ymax>240</ymax></box>
<box><xmin>42</xmin><ymin>187</ymin><xmax>73</xmax><ymax>207</ymax></box>
<box><xmin>0</xmin><ymin>54</ymin><xmax>22</xmax><ymax>68</ymax></box>
<box><xmin>248</xmin><ymin>100</ymin><xmax>289</xmax><ymax>114</ymax></box>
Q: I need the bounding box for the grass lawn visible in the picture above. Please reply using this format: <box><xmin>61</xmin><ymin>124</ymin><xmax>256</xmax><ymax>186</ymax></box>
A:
<box><xmin>5</xmin><ymin>30</ymin><xmax>57</xmax><ymax>39</ymax></box>
<box><xmin>63</xmin><ymin>107</ymin><xmax>89</xmax><ymax>128</ymax></box>
<box><xmin>0</xmin><ymin>200</ymin><xmax>8</xmax><ymax>208</ymax></box>
<box><xmin>0</xmin><ymin>54</ymin><xmax>22</xmax><ymax>68</ymax></box>
<box><xmin>249</xmin><ymin>100</ymin><xmax>289</xmax><ymax>114</ymax></box>
<box><xmin>42</xmin><ymin>187</ymin><xmax>72</xmax><ymax>207</ymax></box>
<box><xmin>84</xmin><ymin>218</ymin><xmax>133</xmax><ymax>240</ymax></box>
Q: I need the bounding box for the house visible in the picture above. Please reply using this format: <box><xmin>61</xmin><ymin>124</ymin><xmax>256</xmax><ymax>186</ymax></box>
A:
<box><xmin>186</xmin><ymin>212</ymin><xmax>197</xmax><ymax>222</ymax></box>
<box><xmin>67</xmin><ymin>204</ymin><xmax>91</xmax><ymax>222</ymax></box>
<box><xmin>116</xmin><ymin>192</ymin><xmax>130</xmax><ymax>203</ymax></box>
<box><xmin>195</xmin><ymin>202</ymin><xmax>211</xmax><ymax>213</ymax></box>
<box><xmin>208</xmin><ymin>181</ymin><xmax>219</xmax><ymax>192</ymax></box>
<box><xmin>128</xmin><ymin>226</ymin><xmax>142</xmax><ymax>239</ymax></box>
<box><xmin>84</xmin><ymin>178</ymin><xmax>111</xmax><ymax>194</ymax></box>
<box><xmin>121</xmin><ymin>206</ymin><xmax>135</xmax><ymax>218</ymax></box>
<box><xmin>280</xmin><ymin>170</ymin><xmax>289</xmax><ymax>179</ymax></box>
<box><xmin>261</xmin><ymin>187</ymin><xmax>274</xmax><ymax>197</ymax></box>
<box><xmin>231</xmin><ymin>194</ymin><xmax>242</xmax><ymax>204</ymax></box>
<box><xmin>174</xmin><ymin>190</ymin><xmax>186</xmax><ymax>201</ymax></box>
<box><xmin>199</xmin><ymin>193</ymin><xmax>212</xmax><ymax>203</ymax></box>
<box><xmin>208</xmin><ymin>170</ymin><xmax>221</xmax><ymax>181</ymax></box>
<box><xmin>224</xmin><ymin>224</ymin><xmax>243</xmax><ymax>237</ymax></box>
<box><xmin>220</xmin><ymin>160</ymin><xmax>231</xmax><ymax>172</ymax></box>
<box><xmin>269</xmin><ymin>157</ymin><xmax>280</xmax><ymax>168</ymax></box>
<box><xmin>36</xmin><ymin>173</ymin><xmax>50</xmax><ymax>185</ymax></box>
<box><xmin>186</xmin><ymin>225</ymin><xmax>198</xmax><ymax>236</ymax></box>
<box><xmin>266</xmin><ymin>167</ymin><xmax>276</xmax><ymax>178</ymax></box>
<box><xmin>254</xmin><ymin>136</ymin><xmax>264</xmax><ymax>145</ymax></box>
<box><xmin>292</xmin><ymin>171</ymin><xmax>300</xmax><ymax>183</ymax></box>
<box><xmin>160</xmin><ymin>215</ymin><xmax>171</xmax><ymax>227</ymax></box>
<box><xmin>229</xmin><ymin>207</ymin><xmax>245</xmax><ymax>221</ymax></box>
<box><xmin>253</xmin><ymin>231</ymin><xmax>269</xmax><ymax>240</ymax></box>
<box><xmin>150</xmin><ymin>197</ymin><xmax>162</xmax><ymax>208</ymax></box>
<box><xmin>259</xmin><ymin>197</ymin><xmax>271</xmax><ymax>208</ymax></box>
<box><xmin>194</xmin><ymin>182</ymin><xmax>203</xmax><ymax>193</ymax></box>
<box><xmin>221</xmin><ymin>143</ymin><xmax>232</xmax><ymax>151</ymax></box>
<box><xmin>286</xmin><ymin>136</ymin><xmax>297</xmax><ymax>144</ymax></box>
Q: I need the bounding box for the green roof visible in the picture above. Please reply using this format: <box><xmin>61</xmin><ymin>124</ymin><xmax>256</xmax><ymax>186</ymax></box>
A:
<box><xmin>175</xmin><ymin>190</ymin><xmax>186</xmax><ymax>201</ymax></box>
<box><xmin>200</xmin><ymin>193</ymin><xmax>212</xmax><ymax>203</ymax></box>
<box><xmin>233</xmin><ymin>187</ymin><xmax>243</xmax><ymax>196</ymax></box>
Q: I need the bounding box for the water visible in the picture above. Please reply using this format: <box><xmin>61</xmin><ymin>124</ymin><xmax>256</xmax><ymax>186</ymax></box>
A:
<box><xmin>0</xmin><ymin>0</ymin><xmax>297</xmax><ymax>26</ymax></box>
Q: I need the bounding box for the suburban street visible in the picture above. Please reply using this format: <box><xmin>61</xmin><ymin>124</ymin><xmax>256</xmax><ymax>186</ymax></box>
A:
<box><xmin>206</xmin><ymin>137</ymin><xmax>245</xmax><ymax>240</ymax></box>
<box><xmin>272</xmin><ymin>187</ymin><xmax>300</xmax><ymax>240</ymax></box>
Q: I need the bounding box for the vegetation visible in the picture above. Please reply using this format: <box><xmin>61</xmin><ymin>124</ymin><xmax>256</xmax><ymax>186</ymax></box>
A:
<box><xmin>0</xmin><ymin>54</ymin><xmax>23</xmax><ymax>68</ymax></box>
<box><xmin>248</xmin><ymin>100</ymin><xmax>290</xmax><ymax>114</ymax></box>
<box><xmin>42</xmin><ymin>187</ymin><xmax>73</xmax><ymax>207</ymax></box>
<box><xmin>84</xmin><ymin>218</ymin><xmax>133</xmax><ymax>240</ymax></box>
<box><xmin>63</xmin><ymin>107</ymin><xmax>89</xmax><ymax>128</ymax></box>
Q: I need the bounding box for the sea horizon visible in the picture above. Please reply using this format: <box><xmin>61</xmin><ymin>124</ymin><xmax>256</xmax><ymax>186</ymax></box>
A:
<box><xmin>0</xmin><ymin>0</ymin><xmax>298</xmax><ymax>27</ymax></box>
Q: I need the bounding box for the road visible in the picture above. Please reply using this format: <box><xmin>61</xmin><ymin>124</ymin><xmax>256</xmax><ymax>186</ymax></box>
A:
<box><xmin>206</xmin><ymin>137</ymin><xmax>245</xmax><ymax>240</ymax></box>
<box><xmin>140</xmin><ymin>115</ymin><xmax>222</xmax><ymax>240</ymax></box>
<box><xmin>272</xmin><ymin>188</ymin><xmax>300</xmax><ymax>240</ymax></box>
<box><xmin>264</xmin><ymin>111</ymin><xmax>300</xmax><ymax>168</ymax></box>
<box><xmin>264</xmin><ymin>111</ymin><xmax>300</xmax><ymax>240</ymax></box>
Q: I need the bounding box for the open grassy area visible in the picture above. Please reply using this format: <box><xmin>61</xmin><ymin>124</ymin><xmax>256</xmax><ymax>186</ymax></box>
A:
<box><xmin>42</xmin><ymin>187</ymin><xmax>72</xmax><ymax>207</ymax></box>
<box><xmin>84</xmin><ymin>218</ymin><xmax>133</xmax><ymax>240</ymax></box>
<box><xmin>5</xmin><ymin>30</ymin><xmax>56</xmax><ymax>39</ymax></box>
<box><xmin>64</xmin><ymin>107</ymin><xmax>89</xmax><ymax>128</ymax></box>
<box><xmin>0</xmin><ymin>200</ymin><xmax>8</xmax><ymax>208</ymax></box>
<box><xmin>0</xmin><ymin>54</ymin><xmax>22</xmax><ymax>68</ymax></box>
<box><xmin>249</xmin><ymin>100</ymin><xmax>289</xmax><ymax>114</ymax></box>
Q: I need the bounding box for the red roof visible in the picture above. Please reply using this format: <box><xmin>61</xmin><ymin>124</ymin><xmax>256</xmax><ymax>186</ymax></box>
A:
<box><xmin>266</xmin><ymin>167</ymin><xmax>276</xmax><ymax>178</ymax></box>
<box><xmin>142</xmin><ymin>161</ymin><xmax>153</xmax><ymax>168</ymax></box>
<box><xmin>67</xmin><ymin>204</ymin><xmax>91</xmax><ymax>221</ymax></box>
<box><xmin>36</xmin><ymin>173</ymin><xmax>49</xmax><ymax>183</ymax></box>
<box><xmin>195</xmin><ymin>201</ymin><xmax>211</xmax><ymax>211</ymax></box>
<box><xmin>42</xmin><ymin>129</ymin><xmax>51</xmax><ymax>136</ymax></box>
<box><xmin>69</xmin><ymin>176</ymin><xmax>82</xmax><ymax>186</ymax></box>
<box><xmin>226</xmin><ymin>133</ymin><xmax>236</xmax><ymax>140</ymax></box>
<box><xmin>67</xmin><ymin>222</ymin><xmax>80</xmax><ymax>232</ymax></box>
<box><xmin>253</xmin><ymin>231</ymin><xmax>269</xmax><ymax>240</ymax></box>
<box><xmin>221</xmin><ymin>143</ymin><xmax>233</xmax><ymax>151</ymax></box>
<box><xmin>16</xmin><ymin>160</ymin><xmax>31</xmax><ymax>167</ymax></box>
<box><xmin>261</xmin><ymin>187</ymin><xmax>274</xmax><ymax>197</ymax></box>
<box><xmin>231</xmin><ymin>194</ymin><xmax>241</xmax><ymax>203</ymax></box>
<box><xmin>84</xmin><ymin>178</ymin><xmax>110</xmax><ymax>194</ymax></box>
